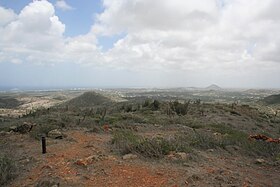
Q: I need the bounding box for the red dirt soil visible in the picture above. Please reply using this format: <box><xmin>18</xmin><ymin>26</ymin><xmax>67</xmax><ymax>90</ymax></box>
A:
<box><xmin>9</xmin><ymin>130</ymin><xmax>183</xmax><ymax>187</ymax></box>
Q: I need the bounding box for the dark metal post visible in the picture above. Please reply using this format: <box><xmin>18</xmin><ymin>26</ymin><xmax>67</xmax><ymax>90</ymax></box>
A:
<box><xmin>42</xmin><ymin>136</ymin><xmax>46</xmax><ymax>154</ymax></box>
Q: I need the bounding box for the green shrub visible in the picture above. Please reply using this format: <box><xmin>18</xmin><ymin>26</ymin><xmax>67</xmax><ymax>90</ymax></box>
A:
<box><xmin>143</xmin><ymin>99</ymin><xmax>151</xmax><ymax>107</ymax></box>
<box><xmin>29</xmin><ymin>124</ymin><xmax>58</xmax><ymax>140</ymax></box>
<box><xmin>190</xmin><ymin>131</ymin><xmax>224</xmax><ymax>149</ymax></box>
<box><xmin>0</xmin><ymin>155</ymin><xmax>16</xmax><ymax>185</ymax></box>
<box><xmin>199</xmin><ymin>124</ymin><xmax>280</xmax><ymax>158</ymax></box>
<box><xmin>112</xmin><ymin>130</ymin><xmax>192</xmax><ymax>158</ymax></box>
<box><xmin>171</xmin><ymin>100</ymin><xmax>189</xmax><ymax>115</ymax></box>
<box><xmin>135</xmin><ymin>136</ymin><xmax>192</xmax><ymax>158</ymax></box>
<box><xmin>112</xmin><ymin>130</ymin><xmax>141</xmax><ymax>154</ymax></box>
<box><xmin>152</xmin><ymin>100</ymin><xmax>160</xmax><ymax>110</ymax></box>
<box><xmin>209</xmin><ymin>123</ymin><xmax>237</xmax><ymax>135</ymax></box>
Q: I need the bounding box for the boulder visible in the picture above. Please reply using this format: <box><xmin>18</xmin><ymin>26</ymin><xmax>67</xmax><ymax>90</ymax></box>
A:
<box><xmin>48</xmin><ymin>129</ymin><xmax>64</xmax><ymax>139</ymax></box>
<box><xmin>9</xmin><ymin>122</ymin><xmax>34</xmax><ymax>133</ymax></box>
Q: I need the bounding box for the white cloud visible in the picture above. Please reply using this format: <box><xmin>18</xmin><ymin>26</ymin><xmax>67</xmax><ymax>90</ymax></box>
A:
<box><xmin>0</xmin><ymin>0</ymin><xmax>280</xmax><ymax>87</ymax></box>
<box><xmin>0</xmin><ymin>0</ymin><xmax>66</xmax><ymax>64</ymax></box>
<box><xmin>0</xmin><ymin>7</ymin><xmax>17</xmax><ymax>26</ymax></box>
<box><xmin>91</xmin><ymin>0</ymin><xmax>280</xmax><ymax>74</ymax></box>
<box><xmin>55</xmin><ymin>0</ymin><xmax>73</xmax><ymax>11</ymax></box>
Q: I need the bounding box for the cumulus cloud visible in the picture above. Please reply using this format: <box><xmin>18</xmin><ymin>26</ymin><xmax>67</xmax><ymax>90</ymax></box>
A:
<box><xmin>91</xmin><ymin>0</ymin><xmax>280</xmax><ymax>74</ymax></box>
<box><xmin>0</xmin><ymin>0</ymin><xmax>101</xmax><ymax>66</ymax></box>
<box><xmin>55</xmin><ymin>0</ymin><xmax>73</xmax><ymax>11</ymax></box>
<box><xmin>0</xmin><ymin>0</ymin><xmax>280</xmax><ymax>87</ymax></box>
<box><xmin>0</xmin><ymin>0</ymin><xmax>66</xmax><ymax>65</ymax></box>
<box><xmin>0</xmin><ymin>7</ymin><xmax>17</xmax><ymax>26</ymax></box>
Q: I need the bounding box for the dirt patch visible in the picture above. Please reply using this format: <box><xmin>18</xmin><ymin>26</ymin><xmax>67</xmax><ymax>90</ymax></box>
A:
<box><xmin>3</xmin><ymin>129</ymin><xmax>279</xmax><ymax>187</ymax></box>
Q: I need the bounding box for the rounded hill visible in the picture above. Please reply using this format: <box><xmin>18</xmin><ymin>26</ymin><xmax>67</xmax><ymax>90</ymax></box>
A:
<box><xmin>63</xmin><ymin>91</ymin><xmax>112</xmax><ymax>107</ymax></box>
<box><xmin>205</xmin><ymin>84</ymin><xmax>222</xmax><ymax>90</ymax></box>
<box><xmin>262</xmin><ymin>94</ymin><xmax>280</xmax><ymax>105</ymax></box>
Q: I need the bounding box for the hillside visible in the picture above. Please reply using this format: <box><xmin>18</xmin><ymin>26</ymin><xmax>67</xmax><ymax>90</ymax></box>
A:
<box><xmin>63</xmin><ymin>91</ymin><xmax>112</xmax><ymax>107</ymax></box>
<box><xmin>263</xmin><ymin>94</ymin><xmax>280</xmax><ymax>105</ymax></box>
<box><xmin>0</xmin><ymin>97</ymin><xmax>22</xmax><ymax>109</ymax></box>
<box><xmin>1</xmin><ymin>90</ymin><xmax>280</xmax><ymax>186</ymax></box>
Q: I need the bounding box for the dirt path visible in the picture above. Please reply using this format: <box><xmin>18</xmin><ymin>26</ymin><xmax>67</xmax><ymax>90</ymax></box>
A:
<box><xmin>10</xmin><ymin>130</ymin><xmax>183</xmax><ymax>187</ymax></box>
<box><xmin>5</xmin><ymin>129</ymin><xmax>280</xmax><ymax>187</ymax></box>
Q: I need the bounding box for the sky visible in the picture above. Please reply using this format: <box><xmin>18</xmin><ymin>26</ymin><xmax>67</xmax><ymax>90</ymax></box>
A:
<box><xmin>0</xmin><ymin>0</ymin><xmax>280</xmax><ymax>89</ymax></box>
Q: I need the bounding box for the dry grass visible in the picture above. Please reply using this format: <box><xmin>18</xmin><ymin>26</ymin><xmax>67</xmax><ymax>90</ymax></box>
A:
<box><xmin>0</xmin><ymin>155</ymin><xmax>16</xmax><ymax>186</ymax></box>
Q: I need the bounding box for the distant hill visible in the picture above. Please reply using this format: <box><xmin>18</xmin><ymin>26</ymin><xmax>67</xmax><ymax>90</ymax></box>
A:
<box><xmin>205</xmin><ymin>84</ymin><xmax>222</xmax><ymax>90</ymax></box>
<box><xmin>0</xmin><ymin>97</ymin><xmax>22</xmax><ymax>109</ymax></box>
<box><xmin>263</xmin><ymin>94</ymin><xmax>280</xmax><ymax>105</ymax></box>
<box><xmin>62</xmin><ymin>91</ymin><xmax>112</xmax><ymax>107</ymax></box>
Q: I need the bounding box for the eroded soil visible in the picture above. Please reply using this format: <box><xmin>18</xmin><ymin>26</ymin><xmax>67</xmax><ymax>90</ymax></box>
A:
<box><xmin>1</xmin><ymin>129</ymin><xmax>279</xmax><ymax>187</ymax></box>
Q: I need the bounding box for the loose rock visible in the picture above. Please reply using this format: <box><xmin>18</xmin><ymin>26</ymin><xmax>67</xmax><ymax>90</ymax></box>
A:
<box><xmin>48</xmin><ymin>129</ymin><xmax>64</xmax><ymax>139</ymax></box>
<box><xmin>255</xmin><ymin>158</ymin><xmax>265</xmax><ymax>164</ymax></box>
<box><xmin>167</xmin><ymin>152</ymin><xmax>188</xmax><ymax>161</ymax></box>
<box><xmin>122</xmin><ymin>153</ymin><xmax>138</xmax><ymax>160</ymax></box>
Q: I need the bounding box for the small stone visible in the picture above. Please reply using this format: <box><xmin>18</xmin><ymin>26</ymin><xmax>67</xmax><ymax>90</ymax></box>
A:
<box><xmin>9</xmin><ymin>126</ymin><xmax>18</xmax><ymax>132</ymax></box>
<box><xmin>213</xmin><ymin>132</ymin><xmax>222</xmax><ymax>136</ymax></box>
<box><xmin>207</xmin><ymin>149</ymin><xmax>215</xmax><ymax>152</ymax></box>
<box><xmin>183</xmin><ymin>162</ymin><xmax>190</xmax><ymax>167</ymax></box>
<box><xmin>122</xmin><ymin>153</ymin><xmax>138</xmax><ymax>160</ymax></box>
<box><xmin>232</xmin><ymin>145</ymin><xmax>240</xmax><ymax>150</ymax></box>
<box><xmin>166</xmin><ymin>153</ymin><xmax>177</xmax><ymax>161</ymax></box>
<box><xmin>75</xmin><ymin>159</ymin><xmax>87</xmax><ymax>166</ymax></box>
<box><xmin>255</xmin><ymin>158</ymin><xmax>265</xmax><ymax>164</ymax></box>
<box><xmin>174</xmin><ymin>152</ymin><xmax>188</xmax><ymax>160</ymax></box>
<box><xmin>215</xmin><ymin>175</ymin><xmax>224</xmax><ymax>181</ymax></box>
<box><xmin>0</xmin><ymin>131</ymin><xmax>8</xmax><ymax>136</ymax></box>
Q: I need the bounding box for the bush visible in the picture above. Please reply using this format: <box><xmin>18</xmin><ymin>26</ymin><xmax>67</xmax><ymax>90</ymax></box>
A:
<box><xmin>112</xmin><ymin>130</ymin><xmax>141</xmax><ymax>155</ymax></box>
<box><xmin>190</xmin><ymin>131</ymin><xmax>224</xmax><ymax>149</ymax></box>
<box><xmin>192</xmin><ymin>125</ymin><xmax>280</xmax><ymax>158</ymax></box>
<box><xmin>152</xmin><ymin>100</ymin><xmax>160</xmax><ymax>110</ymax></box>
<box><xmin>171</xmin><ymin>100</ymin><xmax>189</xmax><ymax>115</ymax></box>
<box><xmin>111</xmin><ymin>130</ymin><xmax>192</xmax><ymax>158</ymax></box>
<box><xmin>0</xmin><ymin>155</ymin><xmax>16</xmax><ymax>185</ymax></box>
<box><xmin>29</xmin><ymin>124</ymin><xmax>58</xmax><ymax>140</ymax></box>
<box><xmin>143</xmin><ymin>100</ymin><xmax>151</xmax><ymax>107</ymax></box>
<box><xmin>136</xmin><ymin>136</ymin><xmax>192</xmax><ymax>158</ymax></box>
<box><xmin>209</xmin><ymin>123</ymin><xmax>237</xmax><ymax>135</ymax></box>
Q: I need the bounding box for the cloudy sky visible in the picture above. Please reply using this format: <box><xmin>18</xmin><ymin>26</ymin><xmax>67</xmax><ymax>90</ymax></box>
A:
<box><xmin>0</xmin><ymin>0</ymin><xmax>280</xmax><ymax>89</ymax></box>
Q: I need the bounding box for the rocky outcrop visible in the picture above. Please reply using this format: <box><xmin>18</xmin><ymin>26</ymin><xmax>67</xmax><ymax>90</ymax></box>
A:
<box><xmin>9</xmin><ymin>122</ymin><xmax>35</xmax><ymax>134</ymax></box>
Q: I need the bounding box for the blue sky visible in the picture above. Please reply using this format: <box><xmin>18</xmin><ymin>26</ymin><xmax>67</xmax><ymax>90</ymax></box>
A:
<box><xmin>0</xmin><ymin>0</ymin><xmax>279</xmax><ymax>89</ymax></box>
<box><xmin>0</xmin><ymin>0</ymin><xmax>120</xmax><ymax>49</ymax></box>
<box><xmin>0</xmin><ymin>0</ymin><xmax>102</xmax><ymax>36</ymax></box>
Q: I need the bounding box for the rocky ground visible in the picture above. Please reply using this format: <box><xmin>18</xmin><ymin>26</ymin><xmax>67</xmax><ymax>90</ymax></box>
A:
<box><xmin>1</xmin><ymin>91</ymin><xmax>280</xmax><ymax>187</ymax></box>
<box><xmin>1</xmin><ymin>128</ymin><xmax>279</xmax><ymax>187</ymax></box>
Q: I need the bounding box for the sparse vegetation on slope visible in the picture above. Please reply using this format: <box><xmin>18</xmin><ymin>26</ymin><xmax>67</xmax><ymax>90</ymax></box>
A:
<box><xmin>62</xmin><ymin>91</ymin><xmax>112</xmax><ymax>108</ymax></box>
<box><xmin>0</xmin><ymin>155</ymin><xmax>17</xmax><ymax>186</ymax></box>
<box><xmin>112</xmin><ymin>129</ymin><xmax>192</xmax><ymax>158</ymax></box>
<box><xmin>0</xmin><ymin>97</ymin><xmax>22</xmax><ymax>109</ymax></box>
<box><xmin>1</xmin><ymin>89</ymin><xmax>280</xmax><ymax>186</ymax></box>
<box><xmin>263</xmin><ymin>94</ymin><xmax>280</xmax><ymax>105</ymax></box>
